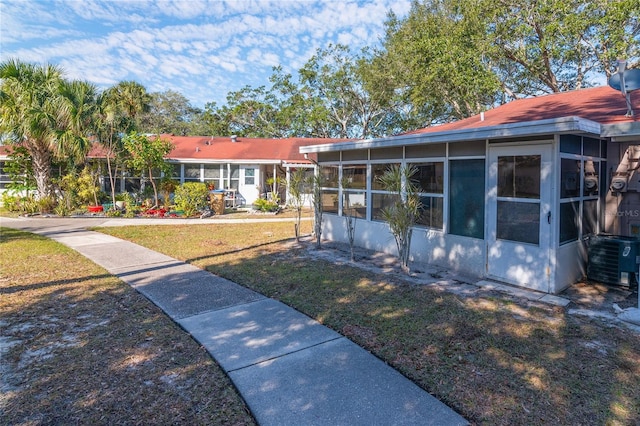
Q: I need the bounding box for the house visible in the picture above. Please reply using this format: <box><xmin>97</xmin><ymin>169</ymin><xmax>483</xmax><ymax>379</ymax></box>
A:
<box><xmin>0</xmin><ymin>135</ymin><xmax>348</xmax><ymax>207</ymax></box>
<box><xmin>300</xmin><ymin>86</ymin><xmax>640</xmax><ymax>294</ymax></box>
<box><xmin>156</xmin><ymin>135</ymin><xmax>347</xmax><ymax>206</ymax></box>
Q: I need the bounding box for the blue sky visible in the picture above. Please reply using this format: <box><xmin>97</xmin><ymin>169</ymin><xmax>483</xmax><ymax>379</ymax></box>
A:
<box><xmin>1</xmin><ymin>0</ymin><xmax>411</xmax><ymax>108</ymax></box>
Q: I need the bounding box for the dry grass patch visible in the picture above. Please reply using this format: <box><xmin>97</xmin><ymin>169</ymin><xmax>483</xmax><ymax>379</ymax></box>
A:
<box><xmin>0</xmin><ymin>227</ymin><xmax>255</xmax><ymax>425</ymax></box>
<box><xmin>98</xmin><ymin>222</ymin><xmax>640</xmax><ymax>425</ymax></box>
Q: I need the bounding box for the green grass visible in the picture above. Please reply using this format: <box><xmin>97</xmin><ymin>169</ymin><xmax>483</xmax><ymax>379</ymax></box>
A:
<box><xmin>97</xmin><ymin>222</ymin><xmax>640</xmax><ymax>425</ymax></box>
<box><xmin>0</xmin><ymin>227</ymin><xmax>255</xmax><ymax>425</ymax></box>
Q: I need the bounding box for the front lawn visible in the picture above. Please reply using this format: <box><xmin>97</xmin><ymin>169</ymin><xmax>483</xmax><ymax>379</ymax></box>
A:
<box><xmin>0</xmin><ymin>227</ymin><xmax>255</xmax><ymax>425</ymax></box>
<box><xmin>97</xmin><ymin>222</ymin><xmax>640</xmax><ymax>425</ymax></box>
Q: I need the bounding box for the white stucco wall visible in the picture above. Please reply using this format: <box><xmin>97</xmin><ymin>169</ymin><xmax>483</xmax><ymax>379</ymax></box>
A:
<box><xmin>555</xmin><ymin>240</ymin><xmax>587</xmax><ymax>294</ymax></box>
<box><xmin>322</xmin><ymin>214</ymin><xmax>486</xmax><ymax>278</ymax></box>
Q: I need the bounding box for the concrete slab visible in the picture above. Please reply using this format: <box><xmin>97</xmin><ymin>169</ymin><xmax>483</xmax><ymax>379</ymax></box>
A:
<box><xmin>476</xmin><ymin>280</ymin><xmax>563</xmax><ymax>304</ymax></box>
<box><xmin>619</xmin><ymin>308</ymin><xmax>640</xmax><ymax>325</ymax></box>
<box><xmin>46</xmin><ymin>231</ymin><xmax>127</xmax><ymax>247</ymax></box>
<box><xmin>540</xmin><ymin>294</ymin><xmax>571</xmax><ymax>307</ymax></box>
<box><xmin>115</xmin><ymin>262</ymin><xmax>264</xmax><ymax>319</ymax></box>
<box><xmin>229</xmin><ymin>337</ymin><xmax>468</xmax><ymax>426</ymax></box>
<box><xmin>178</xmin><ymin>298</ymin><xmax>342</xmax><ymax>372</ymax></box>
<box><xmin>69</xmin><ymin>241</ymin><xmax>176</xmax><ymax>271</ymax></box>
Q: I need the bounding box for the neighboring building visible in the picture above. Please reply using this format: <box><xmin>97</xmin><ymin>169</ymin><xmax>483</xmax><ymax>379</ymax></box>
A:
<box><xmin>300</xmin><ymin>86</ymin><xmax>640</xmax><ymax>294</ymax></box>
<box><xmin>158</xmin><ymin>134</ymin><xmax>347</xmax><ymax>206</ymax></box>
<box><xmin>0</xmin><ymin>135</ymin><xmax>349</xmax><ymax>207</ymax></box>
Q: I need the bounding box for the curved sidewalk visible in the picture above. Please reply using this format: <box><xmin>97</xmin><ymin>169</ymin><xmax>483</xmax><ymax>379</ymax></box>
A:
<box><xmin>1</xmin><ymin>217</ymin><xmax>468</xmax><ymax>425</ymax></box>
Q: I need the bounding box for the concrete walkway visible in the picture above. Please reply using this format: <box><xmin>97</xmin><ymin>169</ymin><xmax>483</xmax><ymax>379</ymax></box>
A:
<box><xmin>1</xmin><ymin>216</ymin><xmax>468</xmax><ymax>425</ymax></box>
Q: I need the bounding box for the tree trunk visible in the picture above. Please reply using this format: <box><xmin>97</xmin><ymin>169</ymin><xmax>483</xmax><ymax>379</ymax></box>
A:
<box><xmin>148</xmin><ymin>167</ymin><xmax>159</xmax><ymax>208</ymax></box>
<box><xmin>30</xmin><ymin>142</ymin><xmax>53</xmax><ymax>199</ymax></box>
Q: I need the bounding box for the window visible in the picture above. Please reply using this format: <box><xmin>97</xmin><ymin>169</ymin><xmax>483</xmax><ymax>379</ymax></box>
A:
<box><xmin>371</xmin><ymin>193</ymin><xmax>399</xmax><ymax>221</ymax></box>
<box><xmin>343</xmin><ymin>191</ymin><xmax>367</xmax><ymax>218</ymax></box>
<box><xmin>169</xmin><ymin>164</ymin><xmax>181</xmax><ymax>180</ymax></box>
<box><xmin>322</xmin><ymin>190</ymin><xmax>339</xmax><ymax>214</ymax></box>
<box><xmin>416</xmin><ymin>196</ymin><xmax>443</xmax><ymax>229</ymax></box>
<box><xmin>560</xmin><ymin>201</ymin><xmax>579</xmax><ymax>243</ymax></box>
<box><xmin>230</xmin><ymin>165</ymin><xmax>240</xmax><ymax>190</ymax></box>
<box><xmin>320</xmin><ymin>165</ymin><xmax>340</xmax><ymax>215</ymax></box>
<box><xmin>204</xmin><ymin>164</ymin><xmax>220</xmax><ymax>189</ymax></box>
<box><xmin>449</xmin><ymin>159</ymin><xmax>485</xmax><ymax>239</ymax></box>
<box><xmin>411</xmin><ymin>162</ymin><xmax>444</xmax><ymax>194</ymax></box>
<box><xmin>560</xmin><ymin>158</ymin><xmax>580</xmax><ymax>199</ymax></box>
<box><xmin>498</xmin><ymin>155</ymin><xmax>540</xmax><ymax>199</ymax></box>
<box><xmin>221</xmin><ymin>165</ymin><xmax>240</xmax><ymax>189</ymax></box>
<box><xmin>0</xmin><ymin>161</ymin><xmax>11</xmax><ymax>189</ymax></box>
<box><xmin>184</xmin><ymin>164</ymin><xmax>201</xmax><ymax>182</ymax></box>
<box><xmin>497</xmin><ymin>201</ymin><xmax>540</xmax><ymax>244</ymax></box>
<box><xmin>204</xmin><ymin>164</ymin><xmax>220</xmax><ymax>179</ymax></box>
<box><xmin>371</xmin><ymin>163</ymin><xmax>399</xmax><ymax>190</ymax></box>
<box><xmin>582</xmin><ymin>199</ymin><xmax>598</xmax><ymax>237</ymax></box>
<box><xmin>559</xmin><ymin>134</ymin><xmax>605</xmax><ymax>244</ymax></box>
<box><xmin>495</xmin><ymin>155</ymin><xmax>541</xmax><ymax>245</ymax></box>
<box><xmin>245</xmin><ymin>168</ymin><xmax>255</xmax><ymax>185</ymax></box>
<box><xmin>342</xmin><ymin>164</ymin><xmax>367</xmax><ymax>218</ymax></box>
<box><xmin>583</xmin><ymin>160</ymin><xmax>599</xmax><ymax>197</ymax></box>
<box><xmin>411</xmin><ymin>162</ymin><xmax>444</xmax><ymax>229</ymax></box>
<box><xmin>320</xmin><ymin>165</ymin><xmax>339</xmax><ymax>188</ymax></box>
<box><xmin>342</xmin><ymin>164</ymin><xmax>366</xmax><ymax>189</ymax></box>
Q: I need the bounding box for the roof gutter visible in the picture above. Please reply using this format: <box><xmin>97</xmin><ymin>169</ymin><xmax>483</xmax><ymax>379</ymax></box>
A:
<box><xmin>167</xmin><ymin>158</ymin><xmax>283</xmax><ymax>165</ymax></box>
<box><xmin>300</xmin><ymin>116</ymin><xmax>602</xmax><ymax>154</ymax></box>
<box><xmin>602</xmin><ymin>122</ymin><xmax>640</xmax><ymax>142</ymax></box>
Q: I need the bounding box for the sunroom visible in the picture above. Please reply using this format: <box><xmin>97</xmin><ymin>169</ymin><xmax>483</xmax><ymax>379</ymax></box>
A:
<box><xmin>300</xmin><ymin>86</ymin><xmax>636</xmax><ymax>294</ymax></box>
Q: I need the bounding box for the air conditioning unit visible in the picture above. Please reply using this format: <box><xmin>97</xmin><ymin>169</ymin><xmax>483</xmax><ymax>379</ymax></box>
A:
<box><xmin>587</xmin><ymin>235</ymin><xmax>640</xmax><ymax>287</ymax></box>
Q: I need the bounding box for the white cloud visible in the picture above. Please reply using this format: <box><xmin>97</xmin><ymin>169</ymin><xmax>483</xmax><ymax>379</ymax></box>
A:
<box><xmin>2</xmin><ymin>0</ymin><xmax>411</xmax><ymax>107</ymax></box>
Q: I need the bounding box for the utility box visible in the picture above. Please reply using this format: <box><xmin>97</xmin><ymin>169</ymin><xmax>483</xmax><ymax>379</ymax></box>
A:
<box><xmin>587</xmin><ymin>235</ymin><xmax>640</xmax><ymax>287</ymax></box>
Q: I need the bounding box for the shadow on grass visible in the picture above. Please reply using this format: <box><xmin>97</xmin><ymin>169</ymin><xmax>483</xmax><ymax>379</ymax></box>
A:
<box><xmin>89</xmin><ymin>223</ymin><xmax>640</xmax><ymax>424</ymax></box>
<box><xmin>194</xmin><ymin>240</ymin><xmax>640</xmax><ymax>425</ymax></box>
<box><xmin>183</xmin><ymin>237</ymin><xmax>293</xmax><ymax>265</ymax></box>
<box><xmin>0</xmin><ymin>274</ymin><xmax>115</xmax><ymax>295</ymax></box>
<box><xmin>1</xmin><ymin>229</ymin><xmax>256</xmax><ymax>426</ymax></box>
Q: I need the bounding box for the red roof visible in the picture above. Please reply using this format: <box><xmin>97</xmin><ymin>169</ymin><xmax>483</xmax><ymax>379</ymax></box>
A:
<box><xmin>406</xmin><ymin>86</ymin><xmax>639</xmax><ymax>135</ymax></box>
<box><xmin>164</xmin><ymin>135</ymin><xmax>349</xmax><ymax>163</ymax></box>
<box><xmin>80</xmin><ymin>135</ymin><xmax>350</xmax><ymax>162</ymax></box>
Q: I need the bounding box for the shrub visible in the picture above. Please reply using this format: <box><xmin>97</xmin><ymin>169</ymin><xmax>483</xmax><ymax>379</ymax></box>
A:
<box><xmin>20</xmin><ymin>196</ymin><xmax>39</xmax><ymax>215</ymax></box>
<box><xmin>1</xmin><ymin>193</ymin><xmax>21</xmax><ymax>212</ymax></box>
<box><xmin>76</xmin><ymin>167</ymin><xmax>105</xmax><ymax>206</ymax></box>
<box><xmin>53</xmin><ymin>202</ymin><xmax>69</xmax><ymax>217</ymax></box>
<box><xmin>253</xmin><ymin>198</ymin><xmax>280</xmax><ymax>213</ymax></box>
<box><xmin>159</xmin><ymin>177</ymin><xmax>178</xmax><ymax>206</ymax></box>
<box><xmin>1</xmin><ymin>193</ymin><xmax>38</xmax><ymax>214</ymax></box>
<box><xmin>174</xmin><ymin>182</ymin><xmax>209</xmax><ymax>217</ymax></box>
<box><xmin>106</xmin><ymin>209</ymin><xmax>121</xmax><ymax>217</ymax></box>
<box><xmin>37</xmin><ymin>195</ymin><xmax>58</xmax><ymax>214</ymax></box>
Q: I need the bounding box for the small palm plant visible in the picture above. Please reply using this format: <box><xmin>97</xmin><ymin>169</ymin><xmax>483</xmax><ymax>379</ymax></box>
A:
<box><xmin>307</xmin><ymin>173</ymin><xmax>325</xmax><ymax>249</ymax></box>
<box><xmin>377</xmin><ymin>164</ymin><xmax>421</xmax><ymax>274</ymax></box>
<box><xmin>341</xmin><ymin>177</ymin><xmax>357</xmax><ymax>262</ymax></box>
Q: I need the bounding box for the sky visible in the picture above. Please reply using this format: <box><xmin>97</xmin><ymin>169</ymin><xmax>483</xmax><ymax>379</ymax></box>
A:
<box><xmin>1</xmin><ymin>0</ymin><xmax>411</xmax><ymax>108</ymax></box>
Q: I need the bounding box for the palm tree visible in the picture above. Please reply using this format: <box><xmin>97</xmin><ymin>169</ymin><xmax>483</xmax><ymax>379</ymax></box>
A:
<box><xmin>378</xmin><ymin>164</ymin><xmax>421</xmax><ymax>274</ymax></box>
<box><xmin>0</xmin><ymin>59</ymin><xmax>97</xmax><ymax>199</ymax></box>
<box><xmin>57</xmin><ymin>79</ymin><xmax>98</xmax><ymax>164</ymax></box>
<box><xmin>93</xmin><ymin>81</ymin><xmax>151</xmax><ymax>207</ymax></box>
<box><xmin>110</xmin><ymin>80</ymin><xmax>151</xmax><ymax>128</ymax></box>
<box><xmin>0</xmin><ymin>59</ymin><xmax>64</xmax><ymax>198</ymax></box>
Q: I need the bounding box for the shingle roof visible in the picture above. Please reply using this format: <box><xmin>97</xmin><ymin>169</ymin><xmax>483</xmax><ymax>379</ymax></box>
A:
<box><xmin>406</xmin><ymin>86</ymin><xmax>639</xmax><ymax>135</ymax></box>
<box><xmin>164</xmin><ymin>135</ymin><xmax>349</xmax><ymax>163</ymax></box>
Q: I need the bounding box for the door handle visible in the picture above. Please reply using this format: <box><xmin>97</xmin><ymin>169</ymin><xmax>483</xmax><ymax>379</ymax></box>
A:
<box><xmin>547</xmin><ymin>212</ymin><xmax>551</xmax><ymax>224</ymax></box>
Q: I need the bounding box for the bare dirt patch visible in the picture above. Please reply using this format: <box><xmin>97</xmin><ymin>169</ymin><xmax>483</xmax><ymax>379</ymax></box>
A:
<box><xmin>0</xmin><ymin>228</ymin><xmax>255</xmax><ymax>425</ymax></box>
